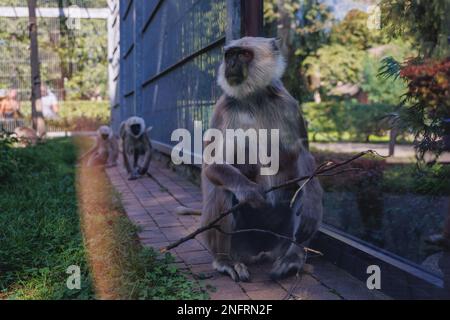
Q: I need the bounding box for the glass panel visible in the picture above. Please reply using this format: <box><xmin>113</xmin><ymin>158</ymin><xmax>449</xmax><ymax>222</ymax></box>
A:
<box><xmin>264</xmin><ymin>0</ymin><xmax>450</xmax><ymax>279</ymax></box>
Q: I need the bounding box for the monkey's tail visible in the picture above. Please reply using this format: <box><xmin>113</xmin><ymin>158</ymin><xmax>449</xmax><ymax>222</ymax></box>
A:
<box><xmin>174</xmin><ymin>206</ymin><xmax>202</xmax><ymax>216</ymax></box>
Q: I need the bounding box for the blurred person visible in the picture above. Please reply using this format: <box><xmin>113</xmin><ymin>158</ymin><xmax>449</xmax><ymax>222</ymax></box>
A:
<box><xmin>0</xmin><ymin>88</ymin><xmax>22</xmax><ymax>119</ymax></box>
<box><xmin>41</xmin><ymin>85</ymin><xmax>59</xmax><ymax>119</ymax></box>
<box><xmin>0</xmin><ymin>89</ymin><xmax>8</xmax><ymax>118</ymax></box>
<box><xmin>8</xmin><ymin>89</ymin><xmax>22</xmax><ymax>118</ymax></box>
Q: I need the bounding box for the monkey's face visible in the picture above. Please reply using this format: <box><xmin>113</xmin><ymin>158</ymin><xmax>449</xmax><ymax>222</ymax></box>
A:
<box><xmin>130</xmin><ymin>123</ymin><xmax>141</xmax><ymax>136</ymax></box>
<box><xmin>224</xmin><ymin>47</ymin><xmax>254</xmax><ymax>86</ymax></box>
<box><xmin>98</xmin><ymin>126</ymin><xmax>111</xmax><ymax>140</ymax></box>
<box><xmin>218</xmin><ymin>37</ymin><xmax>286</xmax><ymax>98</ymax></box>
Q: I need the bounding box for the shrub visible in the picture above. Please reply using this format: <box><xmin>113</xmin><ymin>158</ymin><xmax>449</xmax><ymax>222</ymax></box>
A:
<box><xmin>303</xmin><ymin>101</ymin><xmax>396</xmax><ymax>142</ymax></box>
<box><xmin>19</xmin><ymin>100</ymin><xmax>110</xmax><ymax>131</ymax></box>
<box><xmin>0</xmin><ymin>131</ymin><xmax>18</xmax><ymax>181</ymax></box>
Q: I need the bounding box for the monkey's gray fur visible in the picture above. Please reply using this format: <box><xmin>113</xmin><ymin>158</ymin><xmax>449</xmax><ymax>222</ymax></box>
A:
<box><xmin>119</xmin><ymin>116</ymin><xmax>153</xmax><ymax>180</ymax></box>
<box><xmin>201</xmin><ymin>37</ymin><xmax>323</xmax><ymax>281</ymax></box>
<box><xmin>82</xmin><ymin>125</ymin><xmax>118</xmax><ymax>168</ymax></box>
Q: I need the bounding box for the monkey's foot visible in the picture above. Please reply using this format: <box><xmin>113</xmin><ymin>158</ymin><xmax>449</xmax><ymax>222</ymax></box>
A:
<box><xmin>270</xmin><ymin>253</ymin><xmax>305</xmax><ymax>280</ymax></box>
<box><xmin>128</xmin><ymin>174</ymin><xmax>140</xmax><ymax>180</ymax></box>
<box><xmin>128</xmin><ymin>168</ymin><xmax>141</xmax><ymax>180</ymax></box>
<box><xmin>213</xmin><ymin>259</ymin><xmax>250</xmax><ymax>282</ymax></box>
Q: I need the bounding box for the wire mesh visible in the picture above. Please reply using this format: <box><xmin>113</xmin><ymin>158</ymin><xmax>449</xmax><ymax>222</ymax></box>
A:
<box><xmin>0</xmin><ymin>0</ymin><xmax>108</xmax><ymax>131</ymax></box>
<box><xmin>117</xmin><ymin>0</ymin><xmax>227</xmax><ymax>149</ymax></box>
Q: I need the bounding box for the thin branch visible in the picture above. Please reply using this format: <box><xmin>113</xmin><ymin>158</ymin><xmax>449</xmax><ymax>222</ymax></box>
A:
<box><xmin>161</xmin><ymin>150</ymin><xmax>384</xmax><ymax>253</ymax></box>
<box><xmin>211</xmin><ymin>226</ymin><xmax>323</xmax><ymax>256</ymax></box>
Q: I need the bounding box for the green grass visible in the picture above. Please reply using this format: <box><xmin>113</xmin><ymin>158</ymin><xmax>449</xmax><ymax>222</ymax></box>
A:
<box><xmin>0</xmin><ymin>137</ymin><xmax>94</xmax><ymax>299</ymax></box>
<box><xmin>0</xmin><ymin>136</ymin><xmax>208</xmax><ymax>299</ymax></box>
<box><xmin>76</xmin><ymin>137</ymin><xmax>208</xmax><ymax>299</ymax></box>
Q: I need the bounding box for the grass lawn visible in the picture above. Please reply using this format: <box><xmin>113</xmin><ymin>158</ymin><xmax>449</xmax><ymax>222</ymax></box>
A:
<box><xmin>0</xmin><ymin>136</ymin><xmax>207</xmax><ymax>300</ymax></box>
<box><xmin>76</xmin><ymin>137</ymin><xmax>207</xmax><ymax>299</ymax></box>
<box><xmin>0</xmin><ymin>138</ymin><xmax>94</xmax><ymax>299</ymax></box>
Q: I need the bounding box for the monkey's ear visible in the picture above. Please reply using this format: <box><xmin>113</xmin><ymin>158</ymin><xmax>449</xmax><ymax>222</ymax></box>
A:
<box><xmin>272</xmin><ymin>37</ymin><xmax>282</xmax><ymax>52</ymax></box>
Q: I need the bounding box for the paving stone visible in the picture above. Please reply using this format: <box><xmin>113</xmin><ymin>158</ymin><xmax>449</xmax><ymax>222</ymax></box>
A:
<box><xmin>204</xmin><ymin>275</ymin><xmax>247</xmax><ymax>294</ymax></box>
<box><xmin>160</xmin><ymin>226</ymin><xmax>188</xmax><ymax>241</ymax></box>
<box><xmin>105</xmin><ymin>161</ymin><xmax>389</xmax><ymax>301</ymax></box>
<box><xmin>138</xmin><ymin>230</ymin><xmax>167</xmax><ymax>243</ymax></box>
<box><xmin>153</xmin><ymin>215</ymin><xmax>183</xmax><ymax>228</ymax></box>
<box><xmin>174</xmin><ymin>239</ymin><xmax>206</xmax><ymax>254</ymax></box>
<box><xmin>209</xmin><ymin>291</ymin><xmax>250</xmax><ymax>300</ymax></box>
<box><xmin>179</xmin><ymin>250</ymin><xmax>213</xmax><ymax>265</ymax></box>
<box><xmin>240</xmin><ymin>281</ymin><xmax>282</xmax><ymax>292</ymax></box>
<box><xmin>246</xmin><ymin>287</ymin><xmax>286</xmax><ymax>300</ymax></box>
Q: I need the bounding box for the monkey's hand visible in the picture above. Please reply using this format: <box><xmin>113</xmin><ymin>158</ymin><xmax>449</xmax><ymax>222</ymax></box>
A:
<box><xmin>233</xmin><ymin>182</ymin><xmax>266</xmax><ymax>208</ymax></box>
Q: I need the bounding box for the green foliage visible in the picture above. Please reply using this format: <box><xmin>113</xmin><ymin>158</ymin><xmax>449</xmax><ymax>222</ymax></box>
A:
<box><xmin>0</xmin><ymin>4</ymin><xmax>107</xmax><ymax>100</ymax></box>
<box><xmin>303</xmin><ymin>44</ymin><xmax>365</xmax><ymax>93</ymax></box>
<box><xmin>383</xmin><ymin>163</ymin><xmax>450</xmax><ymax>196</ymax></box>
<box><xmin>0</xmin><ymin>131</ymin><xmax>18</xmax><ymax>181</ymax></box>
<box><xmin>330</xmin><ymin>9</ymin><xmax>384</xmax><ymax>50</ymax></box>
<box><xmin>20</xmin><ymin>100</ymin><xmax>110</xmax><ymax>131</ymax></box>
<box><xmin>302</xmin><ymin>8</ymin><xmax>410</xmax><ymax>101</ymax></box>
<box><xmin>76</xmin><ymin>137</ymin><xmax>208</xmax><ymax>300</ymax></box>
<box><xmin>303</xmin><ymin>101</ymin><xmax>396</xmax><ymax>142</ymax></box>
<box><xmin>0</xmin><ymin>138</ymin><xmax>94</xmax><ymax>299</ymax></box>
<box><xmin>315</xmin><ymin>150</ymin><xmax>450</xmax><ymax>196</ymax></box>
<box><xmin>104</xmin><ymin>213</ymin><xmax>207</xmax><ymax>300</ymax></box>
<box><xmin>63</xmin><ymin>19</ymin><xmax>108</xmax><ymax>100</ymax></box>
<box><xmin>361</xmin><ymin>55</ymin><xmax>407</xmax><ymax>105</ymax></box>
<box><xmin>264</xmin><ymin>0</ymin><xmax>334</xmax><ymax>102</ymax></box>
<box><xmin>378</xmin><ymin>56</ymin><xmax>403</xmax><ymax>81</ymax></box>
<box><xmin>380</xmin><ymin>0</ymin><xmax>450</xmax><ymax>58</ymax></box>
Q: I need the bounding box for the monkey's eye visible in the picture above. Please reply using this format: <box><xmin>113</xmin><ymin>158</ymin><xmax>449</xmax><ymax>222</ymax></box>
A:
<box><xmin>238</xmin><ymin>51</ymin><xmax>252</xmax><ymax>61</ymax></box>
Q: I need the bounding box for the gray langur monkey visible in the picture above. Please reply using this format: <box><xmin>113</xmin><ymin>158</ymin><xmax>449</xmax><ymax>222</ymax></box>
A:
<box><xmin>82</xmin><ymin>125</ymin><xmax>119</xmax><ymax>168</ymax></box>
<box><xmin>119</xmin><ymin>116</ymin><xmax>153</xmax><ymax>180</ymax></box>
<box><xmin>200</xmin><ymin>37</ymin><xmax>323</xmax><ymax>281</ymax></box>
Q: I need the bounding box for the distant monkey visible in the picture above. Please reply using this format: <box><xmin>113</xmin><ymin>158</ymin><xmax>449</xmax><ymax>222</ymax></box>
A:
<box><xmin>200</xmin><ymin>37</ymin><xmax>323</xmax><ymax>281</ymax></box>
<box><xmin>13</xmin><ymin>126</ymin><xmax>38</xmax><ymax>147</ymax></box>
<box><xmin>82</xmin><ymin>125</ymin><xmax>118</xmax><ymax>168</ymax></box>
<box><xmin>119</xmin><ymin>116</ymin><xmax>153</xmax><ymax>180</ymax></box>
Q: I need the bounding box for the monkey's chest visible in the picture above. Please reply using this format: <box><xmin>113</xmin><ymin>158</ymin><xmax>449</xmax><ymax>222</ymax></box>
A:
<box><xmin>226</xmin><ymin>113</ymin><xmax>301</xmax><ymax>179</ymax></box>
<box><xmin>126</xmin><ymin>138</ymin><xmax>146</xmax><ymax>154</ymax></box>
<box><xmin>98</xmin><ymin>141</ymin><xmax>113</xmax><ymax>154</ymax></box>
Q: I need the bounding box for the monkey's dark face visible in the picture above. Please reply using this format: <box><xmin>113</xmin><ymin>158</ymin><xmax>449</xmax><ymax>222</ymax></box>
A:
<box><xmin>101</xmin><ymin>133</ymin><xmax>109</xmax><ymax>140</ymax></box>
<box><xmin>224</xmin><ymin>47</ymin><xmax>254</xmax><ymax>86</ymax></box>
<box><xmin>130</xmin><ymin>123</ymin><xmax>141</xmax><ymax>136</ymax></box>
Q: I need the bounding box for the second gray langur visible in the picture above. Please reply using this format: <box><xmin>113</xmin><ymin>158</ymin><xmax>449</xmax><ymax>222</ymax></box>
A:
<box><xmin>82</xmin><ymin>125</ymin><xmax>118</xmax><ymax>167</ymax></box>
<box><xmin>200</xmin><ymin>37</ymin><xmax>323</xmax><ymax>281</ymax></box>
<box><xmin>119</xmin><ymin>116</ymin><xmax>153</xmax><ymax>180</ymax></box>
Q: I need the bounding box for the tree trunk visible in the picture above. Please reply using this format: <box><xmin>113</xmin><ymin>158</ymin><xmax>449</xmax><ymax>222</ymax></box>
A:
<box><xmin>28</xmin><ymin>0</ymin><xmax>46</xmax><ymax>137</ymax></box>
<box><xmin>389</xmin><ymin>128</ymin><xmax>398</xmax><ymax>156</ymax></box>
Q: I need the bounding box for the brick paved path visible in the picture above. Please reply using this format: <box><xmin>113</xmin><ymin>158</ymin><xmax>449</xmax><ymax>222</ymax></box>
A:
<box><xmin>106</xmin><ymin>160</ymin><xmax>389</xmax><ymax>300</ymax></box>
